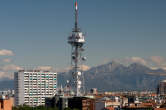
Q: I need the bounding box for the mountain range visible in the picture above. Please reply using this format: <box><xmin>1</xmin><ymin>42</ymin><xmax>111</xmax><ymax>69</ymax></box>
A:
<box><xmin>1</xmin><ymin>61</ymin><xmax>166</xmax><ymax>91</ymax></box>
<box><xmin>58</xmin><ymin>61</ymin><xmax>166</xmax><ymax>92</ymax></box>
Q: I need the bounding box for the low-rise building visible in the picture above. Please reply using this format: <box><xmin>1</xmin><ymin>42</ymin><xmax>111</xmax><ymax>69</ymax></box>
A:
<box><xmin>46</xmin><ymin>96</ymin><xmax>95</xmax><ymax>110</ymax></box>
<box><xmin>0</xmin><ymin>96</ymin><xmax>13</xmax><ymax>110</ymax></box>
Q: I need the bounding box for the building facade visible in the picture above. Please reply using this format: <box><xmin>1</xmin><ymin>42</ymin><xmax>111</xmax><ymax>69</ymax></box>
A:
<box><xmin>46</xmin><ymin>96</ymin><xmax>95</xmax><ymax>110</ymax></box>
<box><xmin>157</xmin><ymin>80</ymin><xmax>166</xmax><ymax>95</ymax></box>
<box><xmin>0</xmin><ymin>97</ymin><xmax>13</xmax><ymax>110</ymax></box>
<box><xmin>14</xmin><ymin>70</ymin><xmax>57</xmax><ymax>106</ymax></box>
<box><xmin>68</xmin><ymin>97</ymin><xmax>95</xmax><ymax>110</ymax></box>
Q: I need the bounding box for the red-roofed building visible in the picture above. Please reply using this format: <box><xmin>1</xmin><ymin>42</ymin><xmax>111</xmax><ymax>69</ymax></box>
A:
<box><xmin>0</xmin><ymin>97</ymin><xmax>13</xmax><ymax>110</ymax></box>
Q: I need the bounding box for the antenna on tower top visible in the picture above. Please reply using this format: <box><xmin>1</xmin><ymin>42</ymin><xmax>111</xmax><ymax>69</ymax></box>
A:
<box><xmin>74</xmin><ymin>0</ymin><xmax>79</xmax><ymax>32</ymax></box>
<box><xmin>75</xmin><ymin>1</ymin><xmax>78</xmax><ymax>10</ymax></box>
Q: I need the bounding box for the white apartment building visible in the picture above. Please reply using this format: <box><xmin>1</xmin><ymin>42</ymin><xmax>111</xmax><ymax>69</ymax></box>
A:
<box><xmin>14</xmin><ymin>70</ymin><xmax>57</xmax><ymax>106</ymax></box>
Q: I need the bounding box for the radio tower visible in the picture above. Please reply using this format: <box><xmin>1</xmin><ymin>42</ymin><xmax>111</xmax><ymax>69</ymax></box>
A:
<box><xmin>68</xmin><ymin>0</ymin><xmax>86</xmax><ymax>96</ymax></box>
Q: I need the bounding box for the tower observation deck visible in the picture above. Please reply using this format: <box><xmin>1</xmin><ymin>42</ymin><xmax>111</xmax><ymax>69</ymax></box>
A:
<box><xmin>68</xmin><ymin>0</ymin><xmax>86</xmax><ymax>96</ymax></box>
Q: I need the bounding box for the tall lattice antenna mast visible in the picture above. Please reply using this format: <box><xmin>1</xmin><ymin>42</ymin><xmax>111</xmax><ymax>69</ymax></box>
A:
<box><xmin>67</xmin><ymin>0</ymin><xmax>86</xmax><ymax>96</ymax></box>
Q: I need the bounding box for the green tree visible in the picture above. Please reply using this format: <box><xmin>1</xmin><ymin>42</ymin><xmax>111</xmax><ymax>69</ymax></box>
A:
<box><xmin>12</xmin><ymin>105</ymin><xmax>59</xmax><ymax>110</ymax></box>
<box><xmin>64</xmin><ymin>108</ymin><xmax>72</xmax><ymax>110</ymax></box>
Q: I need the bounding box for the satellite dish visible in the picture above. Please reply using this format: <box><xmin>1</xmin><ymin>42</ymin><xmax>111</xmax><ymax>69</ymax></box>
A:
<box><xmin>78</xmin><ymin>81</ymin><xmax>82</xmax><ymax>85</ymax></box>
<box><xmin>82</xmin><ymin>57</ymin><xmax>87</xmax><ymax>61</ymax></box>
<box><xmin>77</xmin><ymin>71</ymin><xmax>81</xmax><ymax>76</ymax></box>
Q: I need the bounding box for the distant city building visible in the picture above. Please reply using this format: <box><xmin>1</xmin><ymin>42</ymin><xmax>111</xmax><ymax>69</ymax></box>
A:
<box><xmin>157</xmin><ymin>80</ymin><xmax>166</xmax><ymax>95</ymax></box>
<box><xmin>95</xmin><ymin>96</ymin><xmax>121</xmax><ymax>110</ymax></box>
<box><xmin>90</xmin><ymin>88</ymin><xmax>98</xmax><ymax>95</ymax></box>
<box><xmin>14</xmin><ymin>70</ymin><xmax>57</xmax><ymax>106</ymax></box>
<box><xmin>0</xmin><ymin>90</ymin><xmax>14</xmax><ymax>97</ymax></box>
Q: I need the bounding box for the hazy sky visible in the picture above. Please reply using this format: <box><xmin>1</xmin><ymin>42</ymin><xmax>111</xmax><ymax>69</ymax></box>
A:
<box><xmin>0</xmin><ymin>0</ymin><xmax>165</xmax><ymax>69</ymax></box>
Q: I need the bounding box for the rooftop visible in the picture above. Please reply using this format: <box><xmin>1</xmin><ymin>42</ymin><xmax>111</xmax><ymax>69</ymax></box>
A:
<box><xmin>18</xmin><ymin>70</ymin><xmax>53</xmax><ymax>73</ymax></box>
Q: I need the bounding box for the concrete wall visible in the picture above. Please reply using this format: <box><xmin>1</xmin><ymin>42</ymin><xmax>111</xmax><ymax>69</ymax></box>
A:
<box><xmin>95</xmin><ymin>101</ymin><xmax>105</xmax><ymax>110</ymax></box>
